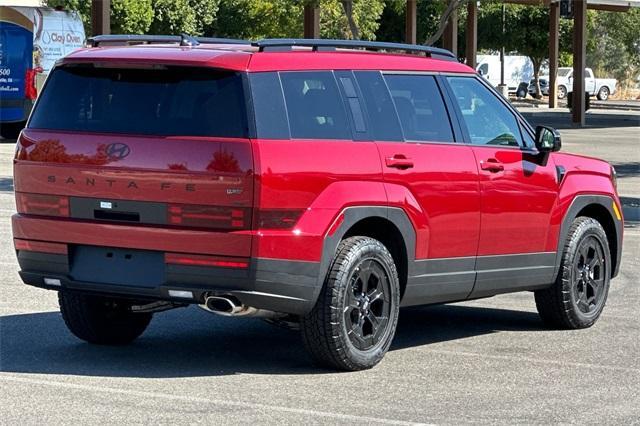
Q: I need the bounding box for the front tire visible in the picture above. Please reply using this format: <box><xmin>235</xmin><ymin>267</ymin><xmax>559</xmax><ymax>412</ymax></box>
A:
<box><xmin>535</xmin><ymin>217</ymin><xmax>611</xmax><ymax>329</ymax></box>
<box><xmin>58</xmin><ymin>292</ymin><xmax>152</xmax><ymax>345</ymax></box>
<box><xmin>597</xmin><ymin>86</ymin><xmax>610</xmax><ymax>101</ymax></box>
<box><xmin>301</xmin><ymin>237</ymin><xmax>400</xmax><ymax>371</ymax></box>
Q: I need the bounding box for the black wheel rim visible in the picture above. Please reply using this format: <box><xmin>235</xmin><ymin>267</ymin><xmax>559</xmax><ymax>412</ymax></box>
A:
<box><xmin>572</xmin><ymin>236</ymin><xmax>607</xmax><ymax>315</ymax></box>
<box><xmin>343</xmin><ymin>258</ymin><xmax>391</xmax><ymax>351</ymax></box>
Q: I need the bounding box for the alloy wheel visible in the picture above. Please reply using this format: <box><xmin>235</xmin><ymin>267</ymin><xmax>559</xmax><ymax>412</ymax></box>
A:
<box><xmin>343</xmin><ymin>258</ymin><xmax>391</xmax><ymax>351</ymax></box>
<box><xmin>572</xmin><ymin>236</ymin><xmax>607</xmax><ymax>315</ymax></box>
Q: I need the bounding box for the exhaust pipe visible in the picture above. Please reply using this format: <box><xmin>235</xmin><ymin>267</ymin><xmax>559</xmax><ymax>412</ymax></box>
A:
<box><xmin>200</xmin><ymin>295</ymin><xmax>278</xmax><ymax>318</ymax></box>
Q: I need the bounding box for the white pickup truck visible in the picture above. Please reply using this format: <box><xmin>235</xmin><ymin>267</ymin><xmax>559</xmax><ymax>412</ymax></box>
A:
<box><xmin>556</xmin><ymin>67</ymin><xmax>617</xmax><ymax>101</ymax></box>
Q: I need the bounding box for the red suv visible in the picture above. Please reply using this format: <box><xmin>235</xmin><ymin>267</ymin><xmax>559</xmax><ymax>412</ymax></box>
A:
<box><xmin>12</xmin><ymin>36</ymin><xmax>623</xmax><ymax>371</ymax></box>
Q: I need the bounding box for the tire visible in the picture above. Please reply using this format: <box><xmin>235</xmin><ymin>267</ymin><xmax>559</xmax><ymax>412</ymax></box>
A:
<box><xmin>557</xmin><ymin>85</ymin><xmax>567</xmax><ymax>99</ymax></box>
<box><xmin>534</xmin><ymin>217</ymin><xmax>611</xmax><ymax>329</ymax></box>
<box><xmin>301</xmin><ymin>236</ymin><xmax>400</xmax><ymax>371</ymax></box>
<box><xmin>58</xmin><ymin>292</ymin><xmax>152</xmax><ymax>345</ymax></box>
<box><xmin>0</xmin><ymin>121</ymin><xmax>25</xmax><ymax>140</ymax></box>
<box><xmin>597</xmin><ymin>86</ymin><xmax>610</xmax><ymax>101</ymax></box>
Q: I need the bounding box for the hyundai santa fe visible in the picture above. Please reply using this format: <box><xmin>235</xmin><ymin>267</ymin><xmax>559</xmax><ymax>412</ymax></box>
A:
<box><xmin>12</xmin><ymin>35</ymin><xmax>623</xmax><ymax>371</ymax></box>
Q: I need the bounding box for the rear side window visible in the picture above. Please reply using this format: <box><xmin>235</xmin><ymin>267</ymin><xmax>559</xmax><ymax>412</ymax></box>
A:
<box><xmin>280</xmin><ymin>71</ymin><xmax>350</xmax><ymax>140</ymax></box>
<box><xmin>354</xmin><ymin>71</ymin><xmax>403</xmax><ymax>141</ymax></box>
<box><xmin>383</xmin><ymin>74</ymin><xmax>454</xmax><ymax>143</ymax></box>
<box><xmin>29</xmin><ymin>65</ymin><xmax>248</xmax><ymax>137</ymax></box>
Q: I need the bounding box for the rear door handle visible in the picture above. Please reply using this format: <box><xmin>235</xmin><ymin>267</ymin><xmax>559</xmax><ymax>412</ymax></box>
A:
<box><xmin>480</xmin><ymin>158</ymin><xmax>504</xmax><ymax>172</ymax></box>
<box><xmin>385</xmin><ymin>155</ymin><xmax>414</xmax><ymax>169</ymax></box>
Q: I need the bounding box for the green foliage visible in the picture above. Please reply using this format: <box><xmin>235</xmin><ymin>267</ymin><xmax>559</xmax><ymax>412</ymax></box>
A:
<box><xmin>150</xmin><ymin>0</ymin><xmax>219</xmax><ymax>36</ymax></box>
<box><xmin>111</xmin><ymin>0</ymin><xmax>153</xmax><ymax>34</ymax></box>
<box><xmin>376</xmin><ymin>0</ymin><xmax>446</xmax><ymax>45</ymax></box>
<box><xmin>212</xmin><ymin>0</ymin><xmax>304</xmax><ymax>39</ymax></box>
<box><xmin>587</xmin><ymin>9</ymin><xmax>640</xmax><ymax>88</ymax></box>
<box><xmin>320</xmin><ymin>0</ymin><xmax>385</xmax><ymax>40</ymax></box>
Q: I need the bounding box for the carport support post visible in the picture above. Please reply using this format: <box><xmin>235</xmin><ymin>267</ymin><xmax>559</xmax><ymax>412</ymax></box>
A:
<box><xmin>465</xmin><ymin>0</ymin><xmax>477</xmax><ymax>68</ymax></box>
<box><xmin>548</xmin><ymin>1</ymin><xmax>560</xmax><ymax>109</ymax></box>
<box><xmin>303</xmin><ymin>2</ymin><xmax>320</xmax><ymax>39</ymax></box>
<box><xmin>91</xmin><ymin>0</ymin><xmax>110</xmax><ymax>36</ymax></box>
<box><xmin>442</xmin><ymin>2</ymin><xmax>458</xmax><ymax>56</ymax></box>
<box><xmin>572</xmin><ymin>0</ymin><xmax>587</xmax><ymax>126</ymax></box>
<box><xmin>405</xmin><ymin>0</ymin><xmax>417</xmax><ymax>44</ymax></box>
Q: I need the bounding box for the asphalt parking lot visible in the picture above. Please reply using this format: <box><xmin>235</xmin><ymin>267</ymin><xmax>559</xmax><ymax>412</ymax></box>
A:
<box><xmin>1</xmin><ymin>112</ymin><xmax>639</xmax><ymax>424</ymax></box>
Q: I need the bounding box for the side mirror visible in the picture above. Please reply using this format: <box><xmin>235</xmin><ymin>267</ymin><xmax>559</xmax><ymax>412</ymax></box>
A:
<box><xmin>478</xmin><ymin>69</ymin><xmax>484</xmax><ymax>76</ymax></box>
<box><xmin>535</xmin><ymin>125</ymin><xmax>561</xmax><ymax>153</ymax></box>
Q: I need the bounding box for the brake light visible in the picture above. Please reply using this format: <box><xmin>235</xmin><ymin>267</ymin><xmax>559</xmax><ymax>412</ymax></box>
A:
<box><xmin>25</xmin><ymin>68</ymin><xmax>38</xmax><ymax>100</ymax></box>
<box><xmin>165</xmin><ymin>253</ymin><xmax>248</xmax><ymax>269</ymax></box>
<box><xmin>16</xmin><ymin>193</ymin><xmax>70</xmax><ymax>217</ymax></box>
<box><xmin>14</xmin><ymin>239</ymin><xmax>68</xmax><ymax>254</ymax></box>
<box><xmin>257</xmin><ymin>209</ymin><xmax>304</xmax><ymax>229</ymax></box>
<box><xmin>167</xmin><ymin>204</ymin><xmax>249</xmax><ymax>230</ymax></box>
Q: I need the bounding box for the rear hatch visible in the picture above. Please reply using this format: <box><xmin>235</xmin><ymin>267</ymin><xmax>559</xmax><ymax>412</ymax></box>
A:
<box><xmin>15</xmin><ymin>63</ymin><xmax>254</xmax><ymax>257</ymax></box>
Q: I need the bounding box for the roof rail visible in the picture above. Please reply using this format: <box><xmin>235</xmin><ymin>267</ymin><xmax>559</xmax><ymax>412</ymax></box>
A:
<box><xmin>88</xmin><ymin>34</ymin><xmax>249</xmax><ymax>47</ymax></box>
<box><xmin>251</xmin><ymin>38</ymin><xmax>457</xmax><ymax>61</ymax></box>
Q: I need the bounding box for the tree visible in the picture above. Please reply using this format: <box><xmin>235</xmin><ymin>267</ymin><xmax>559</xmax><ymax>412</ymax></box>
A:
<box><xmin>46</xmin><ymin>0</ymin><xmax>153</xmax><ymax>35</ymax></box>
<box><xmin>111</xmin><ymin>0</ymin><xmax>153</xmax><ymax>34</ymax></box>
<box><xmin>477</xmin><ymin>3</ymin><xmax>572</xmax><ymax>98</ymax></box>
<box><xmin>150</xmin><ymin>0</ymin><xmax>219</xmax><ymax>36</ymax></box>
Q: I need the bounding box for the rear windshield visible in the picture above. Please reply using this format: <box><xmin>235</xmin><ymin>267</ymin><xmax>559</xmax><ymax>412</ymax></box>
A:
<box><xmin>29</xmin><ymin>65</ymin><xmax>248</xmax><ymax>138</ymax></box>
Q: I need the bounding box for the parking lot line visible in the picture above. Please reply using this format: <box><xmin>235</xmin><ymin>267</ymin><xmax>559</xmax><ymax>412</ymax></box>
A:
<box><xmin>0</xmin><ymin>374</ymin><xmax>431</xmax><ymax>426</ymax></box>
<box><xmin>425</xmin><ymin>349</ymin><xmax>640</xmax><ymax>373</ymax></box>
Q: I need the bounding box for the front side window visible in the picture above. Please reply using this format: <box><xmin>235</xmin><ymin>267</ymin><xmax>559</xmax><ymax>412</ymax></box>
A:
<box><xmin>280</xmin><ymin>71</ymin><xmax>350</xmax><ymax>140</ymax></box>
<box><xmin>447</xmin><ymin>77</ymin><xmax>523</xmax><ymax>148</ymax></box>
<box><xmin>383</xmin><ymin>74</ymin><xmax>454</xmax><ymax>143</ymax></box>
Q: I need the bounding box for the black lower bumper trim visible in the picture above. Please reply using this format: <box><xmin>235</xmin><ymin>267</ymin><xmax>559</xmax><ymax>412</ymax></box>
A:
<box><xmin>17</xmin><ymin>251</ymin><xmax>321</xmax><ymax>315</ymax></box>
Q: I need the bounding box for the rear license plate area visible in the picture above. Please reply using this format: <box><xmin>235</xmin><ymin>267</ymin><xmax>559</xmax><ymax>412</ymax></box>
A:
<box><xmin>70</xmin><ymin>246</ymin><xmax>164</xmax><ymax>288</ymax></box>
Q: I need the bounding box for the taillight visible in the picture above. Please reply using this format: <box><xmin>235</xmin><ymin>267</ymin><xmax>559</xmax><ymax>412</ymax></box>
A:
<box><xmin>14</xmin><ymin>238</ymin><xmax>68</xmax><ymax>254</ymax></box>
<box><xmin>25</xmin><ymin>68</ymin><xmax>38</xmax><ymax>100</ymax></box>
<box><xmin>16</xmin><ymin>193</ymin><xmax>70</xmax><ymax>217</ymax></box>
<box><xmin>165</xmin><ymin>253</ymin><xmax>248</xmax><ymax>269</ymax></box>
<box><xmin>257</xmin><ymin>209</ymin><xmax>304</xmax><ymax>229</ymax></box>
<box><xmin>167</xmin><ymin>204</ymin><xmax>249</xmax><ymax>230</ymax></box>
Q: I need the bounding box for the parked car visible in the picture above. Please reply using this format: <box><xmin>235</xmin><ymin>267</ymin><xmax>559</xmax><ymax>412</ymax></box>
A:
<box><xmin>13</xmin><ymin>36</ymin><xmax>623</xmax><ymax>371</ymax></box>
<box><xmin>529</xmin><ymin>67</ymin><xmax>617</xmax><ymax>100</ymax></box>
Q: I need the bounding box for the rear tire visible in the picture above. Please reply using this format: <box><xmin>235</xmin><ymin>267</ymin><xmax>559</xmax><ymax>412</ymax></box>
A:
<box><xmin>301</xmin><ymin>237</ymin><xmax>400</xmax><ymax>371</ymax></box>
<box><xmin>557</xmin><ymin>85</ymin><xmax>567</xmax><ymax>99</ymax></box>
<box><xmin>597</xmin><ymin>86</ymin><xmax>610</xmax><ymax>101</ymax></box>
<box><xmin>58</xmin><ymin>292</ymin><xmax>152</xmax><ymax>345</ymax></box>
<box><xmin>534</xmin><ymin>217</ymin><xmax>611</xmax><ymax>329</ymax></box>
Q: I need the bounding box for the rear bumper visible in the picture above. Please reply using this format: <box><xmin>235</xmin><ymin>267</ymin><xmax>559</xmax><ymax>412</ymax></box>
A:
<box><xmin>16</xmin><ymin>248</ymin><xmax>321</xmax><ymax>316</ymax></box>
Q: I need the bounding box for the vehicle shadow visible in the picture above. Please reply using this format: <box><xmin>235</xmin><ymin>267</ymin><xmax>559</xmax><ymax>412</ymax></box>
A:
<box><xmin>0</xmin><ymin>304</ymin><xmax>546</xmax><ymax>378</ymax></box>
<box><xmin>523</xmin><ymin>112</ymin><xmax>640</xmax><ymax>129</ymax></box>
<box><xmin>0</xmin><ymin>177</ymin><xmax>14</xmax><ymax>193</ymax></box>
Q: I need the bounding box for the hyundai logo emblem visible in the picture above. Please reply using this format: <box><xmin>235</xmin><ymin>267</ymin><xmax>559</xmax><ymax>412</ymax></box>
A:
<box><xmin>105</xmin><ymin>143</ymin><xmax>131</xmax><ymax>160</ymax></box>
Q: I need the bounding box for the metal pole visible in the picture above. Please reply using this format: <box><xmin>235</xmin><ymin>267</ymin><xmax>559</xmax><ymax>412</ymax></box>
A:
<box><xmin>303</xmin><ymin>2</ymin><xmax>320</xmax><ymax>39</ymax></box>
<box><xmin>405</xmin><ymin>0</ymin><xmax>417</xmax><ymax>44</ymax></box>
<box><xmin>91</xmin><ymin>0</ymin><xmax>110</xmax><ymax>36</ymax></box>
<box><xmin>572</xmin><ymin>0</ymin><xmax>586</xmax><ymax>126</ymax></box>
<box><xmin>465</xmin><ymin>1</ymin><xmax>477</xmax><ymax>68</ymax></box>
<box><xmin>500</xmin><ymin>3</ymin><xmax>505</xmax><ymax>87</ymax></box>
<box><xmin>548</xmin><ymin>1</ymin><xmax>560</xmax><ymax>108</ymax></box>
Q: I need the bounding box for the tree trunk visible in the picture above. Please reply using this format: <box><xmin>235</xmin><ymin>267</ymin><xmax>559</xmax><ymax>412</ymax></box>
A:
<box><xmin>340</xmin><ymin>0</ymin><xmax>360</xmax><ymax>40</ymax></box>
<box><xmin>425</xmin><ymin>0</ymin><xmax>466</xmax><ymax>46</ymax></box>
<box><xmin>532</xmin><ymin>57</ymin><xmax>542</xmax><ymax>99</ymax></box>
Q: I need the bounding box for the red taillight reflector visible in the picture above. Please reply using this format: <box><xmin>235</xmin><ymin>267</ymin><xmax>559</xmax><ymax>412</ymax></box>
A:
<box><xmin>25</xmin><ymin>68</ymin><xmax>38</xmax><ymax>100</ymax></box>
<box><xmin>14</xmin><ymin>239</ymin><xmax>68</xmax><ymax>255</ymax></box>
<box><xmin>258</xmin><ymin>209</ymin><xmax>304</xmax><ymax>229</ymax></box>
<box><xmin>16</xmin><ymin>193</ymin><xmax>70</xmax><ymax>217</ymax></box>
<box><xmin>168</xmin><ymin>205</ymin><xmax>249</xmax><ymax>230</ymax></box>
<box><xmin>165</xmin><ymin>253</ymin><xmax>249</xmax><ymax>269</ymax></box>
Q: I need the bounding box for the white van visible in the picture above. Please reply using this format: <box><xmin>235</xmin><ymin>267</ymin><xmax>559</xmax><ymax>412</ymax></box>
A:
<box><xmin>476</xmin><ymin>54</ymin><xmax>534</xmax><ymax>92</ymax></box>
